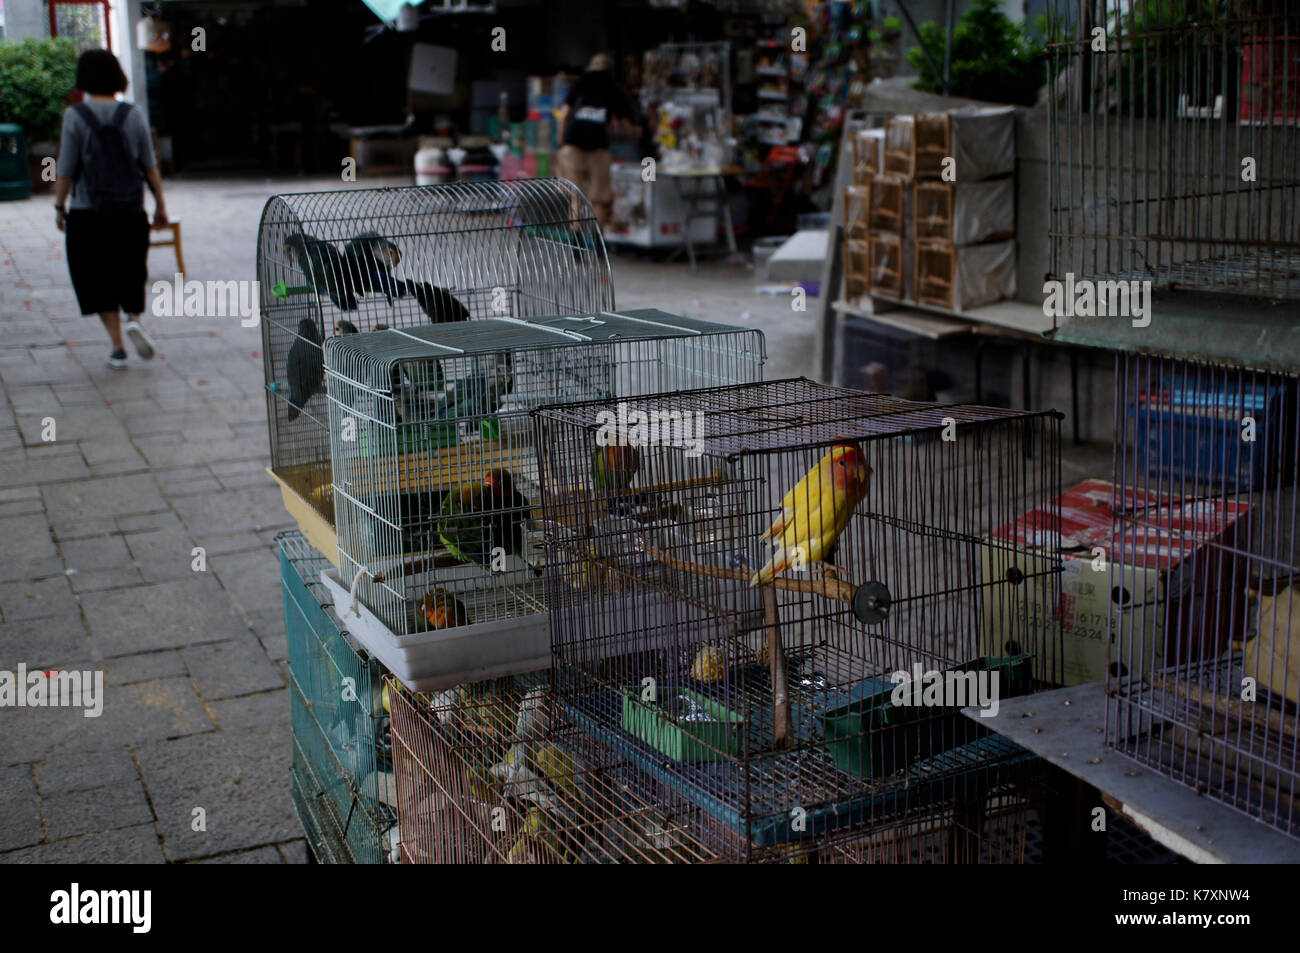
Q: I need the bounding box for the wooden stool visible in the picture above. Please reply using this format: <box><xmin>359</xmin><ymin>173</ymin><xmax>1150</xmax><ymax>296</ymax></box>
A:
<box><xmin>149</xmin><ymin>222</ymin><xmax>185</xmax><ymax>274</ymax></box>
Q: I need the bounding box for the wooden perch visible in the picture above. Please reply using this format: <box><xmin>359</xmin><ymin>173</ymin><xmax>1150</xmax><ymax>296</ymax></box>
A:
<box><xmin>638</xmin><ymin>538</ymin><xmax>858</xmax><ymax>750</ymax></box>
<box><xmin>638</xmin><ymin>541</ymin><xmax>857</xmax><ymax>606</ymax></box>
<box><xmin>1148</xmin><ymin>672</ymin><xmax>1298</xmax><ymax>742</ymax></box>
<box><xmin>764</xmin><ymin>585</ymin><xmax>792</xmax><ymax>750</ymax></box>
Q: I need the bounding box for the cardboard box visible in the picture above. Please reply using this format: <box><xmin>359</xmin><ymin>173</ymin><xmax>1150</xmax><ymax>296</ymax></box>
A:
<box><xmin>981</xmin><ymin>479</ymin><xmax>1250</xmax><ymax>686</ymax></box>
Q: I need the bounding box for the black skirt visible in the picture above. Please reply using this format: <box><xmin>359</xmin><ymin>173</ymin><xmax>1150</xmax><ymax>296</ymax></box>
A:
<box><xmin>65</xmin><ymin>208</ymin><xmax>150</xmax><ymax>315</ymax></box>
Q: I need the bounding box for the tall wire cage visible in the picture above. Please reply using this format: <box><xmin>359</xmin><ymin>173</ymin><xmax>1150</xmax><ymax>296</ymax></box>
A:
<box><xmin>257</xmin><ymin>179</ymin><xmax>614</xmax><ymax>557</ymax></box>
<box><xmin>281</xmin><ymin>532</ymin><xmax>396</xmax><ymax>864</ymax></box>
<box><xmin>535</xmin><ymin>378</ymin><xmax>1062</xmax><ymax>861</ymax></box>
<box><xmin>1046</xmin><ymin>1</ymin><xmax>1300</xmax><ymax>299</ymax></box>
<box><xmin>321</xmin><ymin>311</ymin><xmax>766</xmax><ymax>690</ymax></box>
<box><xmin>1108</xmin><ymin>352</ymin><xmax>1299</xmax><ymax>837</ymax></box>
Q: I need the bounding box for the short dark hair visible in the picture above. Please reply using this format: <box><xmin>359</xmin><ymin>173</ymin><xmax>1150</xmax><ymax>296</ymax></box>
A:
<box><xmin>75</xmin><ymin>49</ymin><xmax>128</xmax><ymax>95</ymax></box>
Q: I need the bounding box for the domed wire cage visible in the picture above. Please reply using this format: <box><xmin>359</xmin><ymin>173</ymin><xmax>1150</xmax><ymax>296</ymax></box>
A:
<box><xmin>256</xmin><ymin>178</ymin><xmax>613</xmax><ymax>553</ymax></box>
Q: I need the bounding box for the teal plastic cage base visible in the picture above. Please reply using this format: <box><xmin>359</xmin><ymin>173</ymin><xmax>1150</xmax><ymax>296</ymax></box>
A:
<box><xmin>282</xmin><ymin>531</ymin><xmax>394</xmax><ymax>864</ymax></box>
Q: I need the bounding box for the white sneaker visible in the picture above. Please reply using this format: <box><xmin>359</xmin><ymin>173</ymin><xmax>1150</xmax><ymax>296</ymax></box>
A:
<box><xmin>124</xmin><ymin>320</ymin><xmax>156</xmax><ymax>360</ymax></box>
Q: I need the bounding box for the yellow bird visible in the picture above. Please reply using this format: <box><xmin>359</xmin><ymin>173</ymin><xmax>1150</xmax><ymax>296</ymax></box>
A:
<box><xmin>751</xmin><ymin>443</ymin><xmax>871</xmax><ymax>586</ymax></box>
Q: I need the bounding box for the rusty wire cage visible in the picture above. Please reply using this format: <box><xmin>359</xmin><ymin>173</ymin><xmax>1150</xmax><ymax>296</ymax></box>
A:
<box><xmin>1107</xmin><ymin>352</ymin><xmax>1299</xmax><ymax>837</ymax></box>
<box><xmin>319</xmin><ymin>311</ymin><xmax>766</xmax><ymax>691</ymax></box>
<box><xmin>256</xmin><ymin>179</ymin><xmax>614</xmax><ymax>553</ymax></box>
<box><xmin>386</xmin><ymin>673</ymin><xmax>731</xmax><ymax>862</ymax></box>
<box><xmin>534</xmin><ymin>378</ymin><xmax>1062</xmax><ymax>860</ymax></box>
<box><xmin>1046</xmin><ymin>1</ymin><xmax>1300</xmax><ymax>300</ymax></box>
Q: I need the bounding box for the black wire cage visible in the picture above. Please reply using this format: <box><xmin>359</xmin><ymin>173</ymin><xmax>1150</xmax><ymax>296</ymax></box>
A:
<box><xmin>1108</xmin><ymin>352</ymin><xmax>1299</xmax><ymax>837</ymax></box>
<box><xmin>534</xmin><ymin>378</ymin><xmax>1063</xmax><ymax>860</ymax></box>
<box><xmin>1046</xmin><ymin>0</ymin><xmax>1300</xmax><ymax>300</ymax></box>
<box><xmin>256</xmin><ymin>179</ymin><xmax>613</xmax><ymax>555</ymax></box>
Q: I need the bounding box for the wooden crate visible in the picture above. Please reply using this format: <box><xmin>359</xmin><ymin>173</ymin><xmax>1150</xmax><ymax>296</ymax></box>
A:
<box><xmin>888</xmin><ymin>108</ymin><xmax>1016</xmax><ymax>183</ymax></box>
<box><xmin>914</xmin><ymin>113</ymin><xmax>951</xmax><ymax>180</ymax></box>
<box><xmin>869</xmin><ymin>174</ymin><xmax>907</xmax><ymax>235</ymax></box>
<box><xmin>914</xmin><ymin>179</ymin><xmax>1016</xmax><ymax>244</ymax></box>
<box><xmin>852</xmin><ymin>128</ymin><xmax>885</xmax><ymax>183</ymax></box>
<box><xmin>916</xmin><ymin>239</ymin><xmax>1016</xmax><ymax>311</ymax></box>
<box><xmin>843</xmin><ymin>237</ymin><xmax>870</xmax><ymax>300</ymax></box>
<box><xmin>883</xmin><ymin>115</ymin><xmax>915</xmax><ymax>178</ymax></box>
<box><xmin>868</xmin><ymin>232</ymin><xmax>911</xmax><ymax>300</ymax></box>
<box><xmin>842</xmin><ymin>184</ymin><xmax>871</xmax><ymax>239</ymax></box>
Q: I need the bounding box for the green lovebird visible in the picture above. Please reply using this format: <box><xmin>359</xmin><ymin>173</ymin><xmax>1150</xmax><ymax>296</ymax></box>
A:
<box><xmin>437</xmin><ymin>469</ymin><xmax>529</xmax><ymax>567</ymax></box>
<box><xmin>591</xmin><ymin>443</ymin><xmax>641</xmax><ymax>493</ymax></box>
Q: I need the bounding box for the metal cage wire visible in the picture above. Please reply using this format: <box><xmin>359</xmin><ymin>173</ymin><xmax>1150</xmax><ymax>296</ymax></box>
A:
<box><xmin>281</xmin><ymin>531</ymin><xmax>396</xmax><ymax>864</ymax></box>
<box><xmin>1046</xmin><ymin>0</ymin><xmax>1300</xmax><ymax>300</ymax></box>
<box><xmin>256</xmin><ymin>178</ymin><xmax>614</xmax><ymax>530</ymax></box>
<box><xmin>324</xmin><ymin>311</ymin><xmax>766</xmax><ymax>656</ymax></box>
<box><xmin>386</xmin><ymin>672</ymin><xmax>1042</xmax><ymax>863</ymax></box>
<box><xmin>534</xmin><ymin>378</ymin><xmax>1062</xmax><ymax>859</ymax></box>
<box><xmin>1107</xmin><ymin>352</ymin><xmax>1299</xmax><ymax>837</ymax></box>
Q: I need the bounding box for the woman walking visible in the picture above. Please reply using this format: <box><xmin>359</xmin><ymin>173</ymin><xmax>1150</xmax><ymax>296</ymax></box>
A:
<box><xmin>54</xmin><ymin>49</ymin><xmax>167</xmax><ymax>368</ymax></box>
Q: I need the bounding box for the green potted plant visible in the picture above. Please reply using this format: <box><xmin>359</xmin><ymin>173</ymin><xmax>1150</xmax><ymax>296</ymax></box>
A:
<box><xmin>906</xmin><ymin>0</ymin><xmax>1046</xmax><ymax>106</ymax></box>
<box><xmin>0</xmin><ymin>37</ymin><xmax>79</xmax><ymax>194</ymax></box>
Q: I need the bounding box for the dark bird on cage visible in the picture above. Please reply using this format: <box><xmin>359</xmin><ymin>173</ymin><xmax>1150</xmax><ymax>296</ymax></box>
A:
<box><xmin>342</xmin><ymin>232</ymin><xmax>408</xmax><ymax>305</ymax></box>
<box><xmin>285</xmin><ymin>318</ymin><xmax>324</xmax><ymax>422</ymax></box>
<box><xmin>335</xmin><ymin>319</ymin><xmax>360</xmax><ymax>335</ymax></box>
<box><xmin>283</xmin><ymin>232</ymin><xmax>358</xmax><ymax>312</ymax></box>
<box><xmin>407</xmin><ymin>281</ymin><xmax>472</xmax><ymax>324</ymax></box>
<box><xmin>751</xmin><ymin>443</ymin><xmax>871</xmax><ymax>586</ymax></box>
<box><xmin>438</xmin><ymin>469</ymin><xmax>530</xmax><ymax>568</ymax></box>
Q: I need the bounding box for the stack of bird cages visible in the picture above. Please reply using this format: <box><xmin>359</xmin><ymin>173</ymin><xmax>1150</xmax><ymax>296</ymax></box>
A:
<box><xmin>1046</xmin><ymin>1</ymin><xmax>1300</xmax><ymax>301</ymax></box>
<box><xmin>841</xmin><ymin>183</ymin><xmax>872</xmax><ymax>304</ymax></box>
<box><xmin>867</xmin><ymin>121</ymin><xmax>913</xmax><ymax>301</ymax></box>
<box><xmin>257</xmin><ymin>178</ymin><xmax>613</xmax><ymax>562</ymax></box>
<box><xmin>535</xmin><ymin>378</ymin><xmax>1062</xmax><ymax>860</ymax></box>
<box><xmin>1108</xmin><ymin>353</ymin><xmax>1300</xmax><ymax>838</ymax></box>
<box><xmin>385</xmin><ymin>673</ymin><xmax>731</xmax><ymax>862</ymax></box>
<box><xmin>319</xmin><ymin>309</ymin><xmax>766</xmax><ymax>692</ymax></box>
<box><xmin>909</xmin><ymin>107</ymin><xmax>1016</xmax><ymax>312</ymax></box>
<box><xmin>281</xmin><ymin>531</ymin><xmax>396</xmax><ymax>863</ymax></box>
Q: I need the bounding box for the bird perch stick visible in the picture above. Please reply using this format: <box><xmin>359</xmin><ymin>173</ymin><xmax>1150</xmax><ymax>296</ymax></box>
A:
<box><xmin>763</xmin><ymin>585</ymin><xmax>793</xmax><ymax>750</ymax></box>
<box><xmin>637</xmin><ymin>541</ymin><xmax>857</xmax><ymax>606</ymax></box>
<box><xmin>638</xmin><ymin>539</ymin><xmax>851</xmax><ymax>750</ymax></box>
<box><xmin>1148</xmin><ymin>672</ymin><xmax>1297</xmax><ymax>741</ymax></box>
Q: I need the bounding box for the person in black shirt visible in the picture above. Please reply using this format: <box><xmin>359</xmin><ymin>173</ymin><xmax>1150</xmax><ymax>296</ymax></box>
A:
<box><xmin>557</xmin><ymin>53</ymin><xmax>632</xmax><ymax>229</ymax></box>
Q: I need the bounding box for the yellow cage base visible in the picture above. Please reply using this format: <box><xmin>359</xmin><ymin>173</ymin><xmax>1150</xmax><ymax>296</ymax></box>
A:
<box><xmin>269</xmin><ymin>466</ymin><xmax>339</xmax><ymax>567</ymax></box>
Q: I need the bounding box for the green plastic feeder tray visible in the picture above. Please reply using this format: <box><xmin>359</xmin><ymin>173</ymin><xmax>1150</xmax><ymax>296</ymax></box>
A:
<box><xmin>357</xmin><ymin>420</ymin><xmax>458</xmax><ymax>457</ymax></box>
<box><xmin>621</xmin><ymin>687</ymin><xmax>744</xmax><ymax>763</ymax></box>
<box><xmin>822</xmin><ymin>654</ymin><xmax>1032</xmax><ymax>779</ymax></box>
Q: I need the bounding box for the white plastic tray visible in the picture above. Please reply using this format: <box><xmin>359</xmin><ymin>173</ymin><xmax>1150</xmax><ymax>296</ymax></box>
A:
<box><xmin>320</xmin><ymin>568</ymin><xmax>551</xmax><ymax>692</ymax></box>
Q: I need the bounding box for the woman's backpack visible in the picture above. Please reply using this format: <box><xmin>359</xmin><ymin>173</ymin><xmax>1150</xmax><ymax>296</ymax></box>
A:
<box><xmin>72</xmin><ymin>102</ymin><xmax>144</xmax><ymax>212</ymax></box>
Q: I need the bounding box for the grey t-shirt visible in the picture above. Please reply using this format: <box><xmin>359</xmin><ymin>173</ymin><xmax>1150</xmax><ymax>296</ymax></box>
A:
<box><xmin>56</xmin><ymin>99</ymin><xmax>156</xmax><ymax>210</ymax></box>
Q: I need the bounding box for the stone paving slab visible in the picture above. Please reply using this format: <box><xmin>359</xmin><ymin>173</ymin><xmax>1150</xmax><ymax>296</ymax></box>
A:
<box><xmin>135</xmin><ymin>721</ymin><xmax>297</xmax><ymax>862</ymax></box>
<box><xmin>181</xmin><ymin>638</ymin><xmax>285</xmax><ymax>701</ymax></box>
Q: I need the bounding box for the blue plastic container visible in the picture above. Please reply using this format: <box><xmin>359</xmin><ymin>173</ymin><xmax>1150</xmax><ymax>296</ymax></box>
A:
<box><xmin>1128</xmin><ymin>379</ymin><xmax>1288</xmax><ymax>490</ymax></box>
